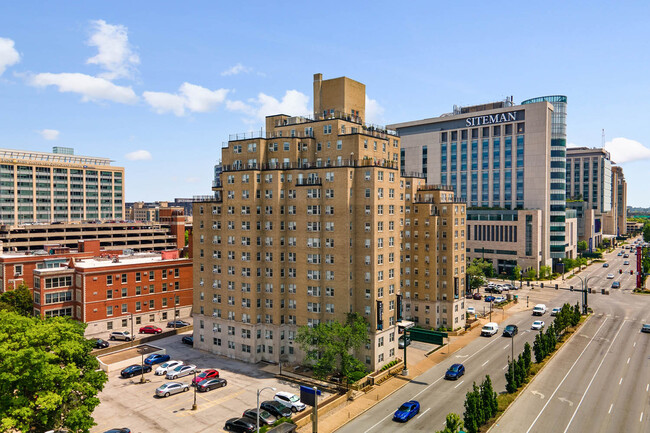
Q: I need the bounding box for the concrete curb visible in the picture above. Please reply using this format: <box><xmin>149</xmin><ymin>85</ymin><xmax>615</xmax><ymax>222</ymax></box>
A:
<box><xmin>486</xmin><ymin>314</ymin><xmax>592</xmax><ymax>432</ymax></box>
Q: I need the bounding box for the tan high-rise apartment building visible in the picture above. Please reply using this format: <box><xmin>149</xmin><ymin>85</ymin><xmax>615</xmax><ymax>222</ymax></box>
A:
<box><xmin>192</xmin><ymin>74</ymin><xmax>466</xmax><ymax>371</ymax></box>
<box><xmin>0</xmin><ymin>147</ymin><xmax>124</xmax><ymax>224</ymax></box>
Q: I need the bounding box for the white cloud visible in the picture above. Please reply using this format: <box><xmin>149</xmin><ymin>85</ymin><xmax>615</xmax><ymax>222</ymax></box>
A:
<box><xmin>125</xmin><ymin>150</ymin><xmax>152</xmax><ymax>161</ymax></box>
<box><xmin>604</xmin><ymin>137</ymin><xmax>650</xmax><ymax>164</ymax></box>
<box><xmin>221</xmin><ymin>63</ymin><xmax>252</xmax><ymax>76</ymax></box>
<box><xmin>365</xmin><ymin>95</ymin><xmax>385</xmax><ymax>125</ymax></box>
<box><xmin>567</xmin><ymin>142</ymin><xmax>581</xmax><ymax>148</ymax></box>
<box><xmin>227</xmin><ymin>90</ymin><xmax>310</xmax><ymax>121</ymax></box>
<box><xmin>38</xmin><ymin>129</ymin><xmax>59</xmax><ymax>140</ymax></box>
<box><xmin>143</xmin><ymin>82</ymin><xmax>229</xmax><ymax>116</ymax></box>
<box><xmin>29</xmin><ymin>72</ymin><xmax>138</xmax><ymax>104</ymax></box>
<box><xmin>86</xmin><ymin>20</ymin><xmax>139</xmax><ymax>80</ymax></box>
<box><xmin>0</xmin><ymin>37</ymin><xmax>20</xmax><ymax>76</ymax></box>
<box><xmin>185</xmin><ymin>176</ymin><xmax>200</xmax><ymax>183</ymax></box>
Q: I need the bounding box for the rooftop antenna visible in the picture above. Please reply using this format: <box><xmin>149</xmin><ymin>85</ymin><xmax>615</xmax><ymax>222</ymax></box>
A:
<box><xmin>601</xmin><ymin>129</ymin><xmax>605</xmax><ymax>148</ymax></box>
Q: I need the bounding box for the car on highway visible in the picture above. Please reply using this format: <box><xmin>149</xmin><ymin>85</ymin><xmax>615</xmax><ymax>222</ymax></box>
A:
<box><xmin>260</xmin><ymin>400</ymin><xmax>292</xmax><ymax>418</ymax></box>
<box><xmin>607</xmin><ymin>273</ymin><xmax>615</xmax><ymax>279</ymax></box>
<box><xmin>166</xmin><ymin>364</ymin><xmax>197</xmax><ymax>379</ymax></box>
<box><xmin>181</xmin><ymin>335</ymin><xmax>193</xmax><ymax>345</ymax></box>
<box><xmin>624</xmin><ymin>254</ymin><xmax>630</xmax><ymax>258</ymax></box>
<box><xmin>502</xmin><ymin>324</ymin><xmax>518</xmax><ymax>337</ymax></box>
<box><xmin>94</xmin><ymin>338</ymin><xmax>110</xmax><ymax>349</ymax></box>
<box><xmin>531</xmin><ymin>320</ymin><xmax>545</xmax><ymax>330</ymax></box>
<box><xmin>155</xmin><ymin>360</ymin><xmax>183</xmax><ymax>375</ymax></box>
<box><xmin>103</xmin><ymin>429</ymin><xmax>131</xmax><ymax>433</ymax></box>
<box><xmin>484</xmin><ymin>295</ymin><xmax>495</xmax><ymax>302</ymax></box>
<box><xmin>642</xmin><ymin>324</ymin><xmax>650</xmax><ymax>333</ymax></box>
<box><xmin>445</xmin><ymin>363</ymin><xmax>465</xmax><ymax>380</ymax></box>
<box><xmin>120</xmin><ymin>364</ymin><xmax>152</xmax><ymax>378</ymax></box>
<box><xmin>167</xmin><ymin>320</ymin><xmax>191</xmax><ymax>328</ymax></box>
<box><xmin>550</xmin><ymin>307</ymin><xmax>561</xmax><ymax>316</ymax></box>
<box><xmin>197</xmin><ymin>378</ymin><xmax>227</xmax><ymax>392</ymax></box>
<box><xmin>618</xmin><ymin>252</ymin><xmax>623</xmax><ymax>256</ymax></box>
<box><xmin>192</xmin><ymin>369</ymin><xmax>219</xmax><ymax>384</ymax></box>
<box><xmin>144</xmin><ymin>353</ymin><xmax>170</xmax><ymax>365</ymax></box>
<box><xmin>467</xmin><ymin>307</ymin><xmax>476</xmax><ymax>315</ymax></box>
<box><xmin>109</xmin><ymin>331</ymin><xmax>134</xmax><ymax>341</ymax></box>
<box><xmin>603</xmin><ymin>263</ymin><xmax>609</xmax><ymax>268</ymax></box>
<box><xmin>612</xmin><ymin>281</ymin><xmax>620</xmax><ymax>288</ymax></box>
<box><xmin>398</xmin><ymin>335</ymin><xmax>411</xmax><ymax>349</ymax></box>
<box><xmin>532</xmin><ymin>304</ymin><xmax>547</xmax><ymax>316</ymax></box>
<box><xmin>139</xmin><ymin>325</ymin><xmax>163</xmax><ymax>334</ymax></box>
<box><xmin>242</xmin><ymin>408</ymin><xmax>274</xmax><ymax>426</ymax></box>
<box><xmin>393</xmin><ymin>400</ymin><xmax>420</xmax><ymax>422</ymax></box>
<box><xmin>275</xmin><ymin>391</ymin><xmax>307</xmax><ymax>412</ymax></box>
<box><xmin>155</xmin><ymin>382</ymin><xmax>189</xmax><ymax>398</ymax></box>
<box><xmin>481</xmin><ymin>322</ymin><xmax>499</xmax><ymax>337</ymax></box>
<box><xmin>224</xmin><ymin>417</ymin><xmax>256</xmax><ymax>433</ymax></box>
<box><xmin>473</xmin><ymin>292</ymin><xmax>482</xmax><ymax>300</ymax></box>
<box><xmin>624</xmin><ymin>261</ymin><xmax>630</xmax><ymax>265</ymax></box>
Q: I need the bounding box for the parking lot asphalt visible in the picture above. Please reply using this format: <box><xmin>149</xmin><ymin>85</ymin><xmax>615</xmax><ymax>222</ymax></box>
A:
<box><xmin>92</xmin><ymin>331</ymin><xmax>319</xmax><ymax>433</ymax></box>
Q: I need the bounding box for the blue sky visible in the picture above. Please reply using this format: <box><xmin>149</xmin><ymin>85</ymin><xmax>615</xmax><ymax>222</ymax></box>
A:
<box><xmin>1</xmin><ymin>1</ymin><xmax>650</xmax><ymax>205</ymax></box>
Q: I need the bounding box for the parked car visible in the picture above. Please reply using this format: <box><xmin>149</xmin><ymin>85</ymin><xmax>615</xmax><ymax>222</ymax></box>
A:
<box><xmin>139</xmin><ymin>325</ymin><xmax>163</xmax><ymax>334</ymax></box>
<box><xmin>607</xmin><ymin>273</ymin><xmax>615</xmax><ymax>279</ymax></box>
<box><xmin>550</xmin><ymin>307</ymin><xmax>561</xmax><ymax>316</ymax></box>
<box><xmin>155</xmin><ymin>382</ymin><xmax>189</xmax><ymax>398</ymax></box>
<box><xmin>481</xmin><ymin>322</ymin><xmax>499</xmax><ymax>337</ymax></box>
<box><xmin>467</xmin><ymin>307</ymin><xmax>476</xmax><ymax>315</ymax></box>
<box><xmin>166</xmin><ymin>364</ymin><xmax>197</xmax><ymax>379</ymax></box>
<box><xmin>484</xmin><ymin>295</ymin><xmax>495</xmax><ymax>303</ymax></box>
<box><xmin>502</xmin><ymin>324</ymin><xmax>518</xmax><ymax>337</ymax></box>
<box><xmin>144</xmin><ymin>353</ymin><xmax>170</xmax><ymax>365</ymax></box>
<box><xmin>94</xmin><ymin>338</ymin><xmax>110</xmax><ymax>349</ymax></box>
<box><xmin>612</xmin><ymin>281</ymin><xmax>621</xmax><ymax>288</ymax></box>
<box><xmin>120</xmin><ymin>364</ymin><xmax>152</xmax><ymax>378</ymax></box>
<box><xmin>167</xmin><ymin>320</ymin><xmax>191</xmax><ymax>328</ymax></box>
<box><xmin>393</xmin><ymin>400</ymin><xmax>420</xmax><ymax>422</ymax></box>
<box><xmin>181</xmin><ymin>335</ymin><xmax>194</xmax><ymax>345</ymax></box>
<box><xmin>103</xmin><ymin>429</ymin><xmax>131</xmax><ymax>433</ymax></box>
<box><xmin>532</xmin><ymin>320</ymin><xmax>545</xmax><ymax>330</ymax></box>
<box><xmin>532</xmin><ymin>304</ymin><xmax>547</xmax><ymax>316</ymax></box>
<box><xmin>275</xmin><ymin>391</ymin><xmax>306</xmax><ymax>412</ymax></box>
<box><xmin>260</xmin><ymin>400</ymin><xmax>292</xmax><ymax>418</ymax></box>
<box><xmin>155</xmin><ymin>360</ymin><xmax>183</xmax><ymax>376</ymax></box>
<box><xmin>109</xmin><ymin>331</ymin><xmax>133</xmax><ymax>341</ymax></box>
<box><xmin>192</xmin><ymin>369</ymin><xmax>219</xmax><ymax>384</ymax></box>
<box><xmin>642</xmin><ymin>324</ymin><xmax>650</xmax><ymax>333</ymax></box>
<box><xmin>398</xmin><ymin>335</ymin><xmax>411</xmax><ymax>349</ymax></box>
<box><xmin>472</xmin><ymin>292</ymin><xmax>482</xmax><ymax>300</ymax></box>
<box><xmin>445</xmin><ymin>363</ymin><xmax>465</xmax><ymax>380</ymax></box>
<box><xmin>603</xmin><ymin>263</ymin><xmax>609</xmax><ymax>268</ymax></box>
<box><xmin>242</xmin><ymin>408</ymin><xmax>274</xmax><ymax>426</ymax></box>
<box><xmin>494</xmin><ymin>296</ymin><xmax>506</xmax><ymax>303</ymax></box>
<box><xmin>197</xmin><ymin>378</ymin><xmax>227</xmax><ymax>392</ymax></box>
<box><xmin>224</xmin><ymin>418</ymin><xmax>255</xmax><ymax>433</ymax></box>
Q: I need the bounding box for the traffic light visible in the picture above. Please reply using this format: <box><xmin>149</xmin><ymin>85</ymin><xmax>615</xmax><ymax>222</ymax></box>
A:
<box><xmin>631</xmin><ymin>270</ymin><xmax>634</xmax><ymax>275</ymax></box>
<box><xmin>619</xmin><ymin>269</ymin><xmax>623</xmax><ymax>274</ymax></box>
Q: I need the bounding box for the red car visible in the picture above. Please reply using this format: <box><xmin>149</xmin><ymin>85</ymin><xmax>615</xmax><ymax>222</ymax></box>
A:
<box><xmin>472</xmin><ymin>292</ymin><xmax>482</xmax><ymax>300</ymax></box>
<box><xmin>139</xmin><ymin>325</ymin><xmax>163</xmax><ymax>334</ymax></box>
<box><xmin>192</xmin><ymin>369</ymin><xmax>219</xmax><ymax>385</ymax></box>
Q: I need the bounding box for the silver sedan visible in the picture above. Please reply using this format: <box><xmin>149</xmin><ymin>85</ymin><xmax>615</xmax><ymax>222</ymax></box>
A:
<box><xmin>165</xmin><ymin>364</ymin><xmax>197</xmax><ymax>379</ymax></box>
<box><xmin>155</xmin><ymin>382</ymin><xmax>189</xmax><ymax>397</ymax></box>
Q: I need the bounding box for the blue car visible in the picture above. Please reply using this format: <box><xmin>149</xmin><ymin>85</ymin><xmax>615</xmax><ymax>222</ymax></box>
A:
<box><xmin>393</xmin><ymin>400</ymin><xmax>420</xmax><ymax>422</ymax></box>
<box><xmin>484</xmin><ymin>295</ymin><xmax>495</xmax><ymax>302</ymax></box>
<box><xmin>445</xmin><ymin>363</ymin><xmax>465</xmax><ymax>380</ymax></box>
<box><xmin>144</xmin><ymin>353</ymin><xmax>171</xmax><ymax>365</ymax></box>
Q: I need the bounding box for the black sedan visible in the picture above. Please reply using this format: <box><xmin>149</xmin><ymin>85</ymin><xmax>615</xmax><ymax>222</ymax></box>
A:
<box><xmin>120</xmin><ymin>364</ymin><xmax>152</xmax><ymax>378</ymax></box>
<box><xmin>502</xmin><ymin>324</ymin><xmax>518</xmax><ymax>337</ymax></box>
<box><xmin>260</xmin><ymin>400</ymin><xmax>292</xmax><ymax>418</ymax></box>
<box><xmin>224</xmin><ymin>417</ymin><xmax>255</xmax><ymax>433</ymax></box>
<box><xmin>94</xmin><ymin>338</ymin><xmax>110</xmax><ymax>349</ymax></box>
<box><xmin>167</xmin><ymin>320</ymin><xmax>191</xmax><ymax>328</ymax></box>
<box><xmin>242</xmin><ymin>408</ymin><xmax>275</xmax><ymax>426</ymax></box>
<box><xmin>181</xmin><ymin>335</ymin><xmax>193</xmax><ymax>345</ymax></box>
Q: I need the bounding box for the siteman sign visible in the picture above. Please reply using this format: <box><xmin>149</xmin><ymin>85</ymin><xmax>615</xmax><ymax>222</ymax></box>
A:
<box><xmin>466</xmin><ymin>112</ymin><xmax>517</xmax><ymax>127</ymax></box>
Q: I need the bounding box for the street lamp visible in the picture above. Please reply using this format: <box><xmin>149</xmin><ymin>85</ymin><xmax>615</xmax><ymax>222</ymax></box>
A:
<box><xmin>573</xmin><ymin>275</ymin><xmax>596</xmax><ymax>314</ymax></box>
<box><xmin>256</xmin><ymin>387</ymin><xmax>276</xmax><ymax>433</ymax></box>
<box><xmin>129</xmin><ymin>312</ymin><xmax>134</xmax><ymax>340</ymax></box>
<box><xmin>191</xmin><ymin>370</ymin><xmax>198</xmax><ymax>410</ymax></box>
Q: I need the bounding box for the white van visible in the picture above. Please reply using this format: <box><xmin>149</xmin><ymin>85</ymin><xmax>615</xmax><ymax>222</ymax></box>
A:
<box><xmin>481</xmin><ymin>322</ymin><xmax>499</xmax><ymax>337</ymax></box>
<box><xmin>532</xmin><ymin>304</ymin><xmax>547</xmax><ymax>316</ymax></box>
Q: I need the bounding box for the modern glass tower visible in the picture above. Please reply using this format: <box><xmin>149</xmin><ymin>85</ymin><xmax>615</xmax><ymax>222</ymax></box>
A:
<box><xmin>522</xmin><ymin>95</ymin><xmax>567</xmax><ymax>261</ymax></box>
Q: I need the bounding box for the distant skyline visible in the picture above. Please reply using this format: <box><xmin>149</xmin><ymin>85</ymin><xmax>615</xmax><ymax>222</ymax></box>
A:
<box><xmin>1</xmin><ymin>1</ymin><xmax>649</xmax><ymax>205</ymax></box>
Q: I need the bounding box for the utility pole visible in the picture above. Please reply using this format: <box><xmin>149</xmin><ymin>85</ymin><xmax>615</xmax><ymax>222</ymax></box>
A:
<box><xmin>192</xmin><ymin>370</ymin><xmax>197</xmax><ymax>410</ymax></box>
<box><xmin>312</xmin><ymin>386</ymin><xmax>319</xmax><ymax>433</ymax></box>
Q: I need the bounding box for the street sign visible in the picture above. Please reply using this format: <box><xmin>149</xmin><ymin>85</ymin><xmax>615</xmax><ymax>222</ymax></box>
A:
<box><xmin>409</xmin><ymin>328</ymin><xmax>445</xmax><ymax>345</ymax></box>
<box><xmin>299</xmin><ymin>385</ymin><xmax>321</xmax><ymax>407</ymax></box>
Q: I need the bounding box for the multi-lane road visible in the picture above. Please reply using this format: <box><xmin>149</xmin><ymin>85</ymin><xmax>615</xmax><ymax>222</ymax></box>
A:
<box><xmin>336</xmin><ymin>239</ymin><xmax>650</xmax><ymax>433</ymax></box>
<box><xmin>492</xmin><ymin>240</ymin><xmax>650</xmax><ymax>433</ymax></box>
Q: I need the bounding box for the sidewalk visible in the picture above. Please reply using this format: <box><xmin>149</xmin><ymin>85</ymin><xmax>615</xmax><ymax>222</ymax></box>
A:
<box><xmin>299</xmin><ymin>303</ymin><xmax>523</xmax><ymax>433</ymax></box>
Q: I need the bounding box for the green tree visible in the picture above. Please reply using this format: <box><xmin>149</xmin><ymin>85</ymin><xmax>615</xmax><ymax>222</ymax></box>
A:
<box><xmin>523</xmin><ymin>342</ymin><xmax>532</xmax><ymax>372</ymax></box>
<box><xmin>511</xmin><ymin>265</ymin><xmax>522</xmax><ymax>281</ymax></box>
<box><xmin>505</xmin><ymin>360</ymin><xmax>517</xmax><ymax>393</ymax></box>
<box><xmin>533</xmin><ymin>333</ymin><xmax>545</xmax><ymax>363</ymax></box>
<box><xmin>0</xmin><ymin>282</ymin><xmax>33</xmax><ymax>316</ymax></box>
<box><xmin>0</xmin><ymin>310</ymin><xmax>107</xmax><ymax>432</ymax></box>
<box><xmin>577</xmin><ymin>240</ymin><xmax>588</xmax><ymax>254</ymax></box>
<box><xmin>539</xmin><ymin>265</ymin><xmax>551</xmax><ymax>280</ymax></box>
<box><xmin>436</xmin><ymin>413</ymin><xmax>464</xmax><ymax>433</ymax></box>
<box><xmin>463</xmin><ymin>386</ymin><xmax>480</xmax><ymax>433</ymax></box>
<box><xmin>515</xmin><ymin>354</ymin><xmax>526</xmax><ymax>387</ymax></box>
<box><xmin>480</xmin><ymin>375</ymin><xmax>498</xmax><ymax>419</ymax></box>
<box><xmin>466</xmin><ymin>262</ymin><xmax>486</xmax><ymax>291</ymax></box>
<box><xmin>295</xmin><ymin>312</ymin><xmax>368</xmax><ymax>380</ymax></box>
<box><xmin>643</xmin><ymin>223</ymin><xmax>650</xmax><ymax>242</ymax></box>
<box><xmin>525</xmin><ymin>268</ymin><xmax>537</xmax><ymax>281</ymax></box>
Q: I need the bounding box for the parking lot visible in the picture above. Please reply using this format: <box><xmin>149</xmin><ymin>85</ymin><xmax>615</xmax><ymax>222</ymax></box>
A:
<box><xmin>92</xmin><ymin>331</ymin><xmax>322</xmax><ymax>433</ymax></box>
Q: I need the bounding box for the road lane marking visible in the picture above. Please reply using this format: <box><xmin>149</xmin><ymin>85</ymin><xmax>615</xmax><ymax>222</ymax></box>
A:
<box><xmin>531</xmin><ymin>390</ymin><xmax>544</xmax><ymax>399</ymax></box>
<box><xmin>525</xmin><ymin>317</ymin><xmax>610</xmax><ymax>433</ymax></box>
<box><xmin>502</xmin><ymin>365</ymin><xmax>508</xmax><ymax>370</ymax></box>
<box><xmin>417</xmin><ymin>407</ymin><xmax>430</xmax><ymax>419</ymax></box>
<box><xmin>641</xmin><ymin>412</ymin><xmax>644</xmax><ymax>422</ymax></box>
<box><xmin>481</xmin><ymin>361</ymin><xmax>489</xmax><ymax>367</ymax></box>
<box><xmin>503</xmin><ymin>345</ymin><xmax>509</xmax><ymax>350</ymax></box>
<box><xmin>609</xmin><ymin>403</ymin><xmax>613</xmax><ymax>414</ymax></box>
<box><xmin>634</xmin><ymin>342</ymin><xmax>637</xmax><ymax>347</ymax></box>
<box><xmin>454</xmin><ymin>380</ymin><xmax>465</xmax><ymax>389</ymax></box>
<box><xmin>562</xmin><ymin>320</ymin><xmax>628</xmax><ymax>433</ymax></box>
<box><xmin>619</xmin><ymin>377</ymin><xmax>623</xmax><ymax>385</ymax></box>
<box><xmin>647</xmin><ymin>384</ymin><xmax>649</xmax><ymax>392</ymax></box>
<box><xmin>558</xmin><ymin>397</ymin><xmax>573</xmax><ymax>406</ymax></box>
<box><xmin>627</xmin><ymin>357</ymin><xmax>631</xmax><ymax>364</ymax></box>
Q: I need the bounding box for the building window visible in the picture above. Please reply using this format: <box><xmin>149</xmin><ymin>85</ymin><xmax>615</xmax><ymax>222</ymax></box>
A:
<box><xmin>107</xmin><ymin>275</ymin><xmax>113</xmax><ymax>285</ymax></box>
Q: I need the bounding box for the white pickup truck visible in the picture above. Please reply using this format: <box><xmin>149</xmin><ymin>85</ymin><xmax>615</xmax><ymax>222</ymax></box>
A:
<box><xmin>532</xmin><ymin>304</ymin><xmax>547</xmax><ymax>316</ymax></box>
